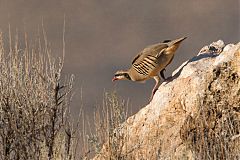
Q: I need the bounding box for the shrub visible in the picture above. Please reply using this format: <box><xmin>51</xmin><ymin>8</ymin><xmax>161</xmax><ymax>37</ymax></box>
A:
<box><xmin>0</xmin><ymin>29</ymin><xmax>79</xmax><ymax>160</ymax></box>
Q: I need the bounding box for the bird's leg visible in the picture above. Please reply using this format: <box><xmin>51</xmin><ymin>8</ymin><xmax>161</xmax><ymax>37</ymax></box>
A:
<box><xmin>150</xmin><ymin>76</ymin><xmax>161</xmax><ymax>101</ymax></box>
<box><xmin>160</xmin><ymin>69</ymin><xmax>166</xmax><ymax>80</ymax></box>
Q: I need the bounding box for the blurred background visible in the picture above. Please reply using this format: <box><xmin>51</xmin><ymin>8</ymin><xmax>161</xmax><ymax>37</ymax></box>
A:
<box><xmin>0</xmin><ymin>0</ymin><xmax>239</xmax><ymax>116</ymax></box>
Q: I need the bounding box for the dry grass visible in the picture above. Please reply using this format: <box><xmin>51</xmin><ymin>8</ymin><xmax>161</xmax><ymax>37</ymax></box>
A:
<box><xmin>0</xmin><ymin>27</ymin><xmax>81</xmax><ymax>159</ymax></box>
<box><xmin>0</xmin><ymin>26</ymin><xmax>131</xmax><ymax>160</ymax></box>
<box><xmin>86</xmin><ymin>91</ymin><xmax>131</xmax><ymax>159</ymax></box>
<box><xmin>180</xmin><ymin>62</ymin><xmax>240</xmax><ymax>160</ymax></box>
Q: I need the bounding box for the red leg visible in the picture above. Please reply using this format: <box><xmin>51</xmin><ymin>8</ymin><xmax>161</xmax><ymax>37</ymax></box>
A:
<box><xmin>149</xmin><ymin>76</ymin><xmax>160</xmax><ymax>101</ymax></box>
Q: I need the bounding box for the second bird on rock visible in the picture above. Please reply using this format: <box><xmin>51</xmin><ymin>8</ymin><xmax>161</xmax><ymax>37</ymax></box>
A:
<box><xmin>112</xmin><ymin>37</ymin><xmax>187</xmax><ymax>101</ymax></box>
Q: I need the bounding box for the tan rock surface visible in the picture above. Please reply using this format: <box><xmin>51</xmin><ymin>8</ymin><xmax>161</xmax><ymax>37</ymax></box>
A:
<box><xmin>94</xmin><ymin>41</ymin><xmax>240</xmax><ymax>160</ymax></box>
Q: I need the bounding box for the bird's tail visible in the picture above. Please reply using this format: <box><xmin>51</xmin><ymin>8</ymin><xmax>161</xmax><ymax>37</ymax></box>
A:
<box><xmin>167</xmin><ymin>37</ymin><xmax>187</xmax><ymax>46</ymax></box>
<box><xmin>164</xmin><ymin>37</ymin><xmax>187</xmax><ymax>54</ymax></box>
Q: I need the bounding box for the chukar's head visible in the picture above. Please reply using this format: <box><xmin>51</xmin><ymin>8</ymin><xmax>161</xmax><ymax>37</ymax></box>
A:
<box><xmin>112</xmin><ymin>70</ymin><xmax>131</xmax><ymax>81</ymax></box>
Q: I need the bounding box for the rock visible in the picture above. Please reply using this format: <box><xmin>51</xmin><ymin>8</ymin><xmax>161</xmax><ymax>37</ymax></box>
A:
<box><xmin>93</xmin><ymin>41</ymin><xmax>240</xmax><ymax>160</ymax></box>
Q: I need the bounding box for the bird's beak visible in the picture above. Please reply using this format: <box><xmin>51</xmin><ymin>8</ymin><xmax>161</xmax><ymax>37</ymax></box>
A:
<box><xmin>112</xmin><ymin>77</ymin><xmax>118</xmax><ymax>82</ymax></box>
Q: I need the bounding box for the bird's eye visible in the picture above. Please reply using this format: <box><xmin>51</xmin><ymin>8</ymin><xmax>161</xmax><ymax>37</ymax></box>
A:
<box><xmin>124</xmin><ymin>73</ymin><xmax>131</xmax><ymax>80</ymax></box>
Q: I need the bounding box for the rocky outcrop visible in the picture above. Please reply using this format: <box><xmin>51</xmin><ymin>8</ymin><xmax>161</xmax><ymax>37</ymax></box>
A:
<box><xmin>94</xmin><ymin>41</ymin><xmax>240</xmax><ymax>160</ymax></box>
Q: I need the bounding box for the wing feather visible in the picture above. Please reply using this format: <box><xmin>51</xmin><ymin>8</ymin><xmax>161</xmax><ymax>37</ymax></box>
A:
<box><xmin>131</xmin><ymin>53</ymin><xmax>142</xmax><ymax>64</ymax></box>
<box><xmin>131</xmin><ymin>43</ymin><xmax>168</xmax><ymax>76</ymax></box>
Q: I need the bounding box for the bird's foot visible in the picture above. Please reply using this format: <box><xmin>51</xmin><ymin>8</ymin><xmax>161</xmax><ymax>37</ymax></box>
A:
<box><xmin>163</xmin><ymin>76</ymin><xmax>173</xmax><ymax>84</ymax></box>
<box><xmin>149</xmin><ymin>95</ymin><xmax>153</xmax><ymax>102</ymax></box>
<box><xmin>149</xmin><ymin>88</ymin><xmax>158</xmax><ymax>102</ymax></box>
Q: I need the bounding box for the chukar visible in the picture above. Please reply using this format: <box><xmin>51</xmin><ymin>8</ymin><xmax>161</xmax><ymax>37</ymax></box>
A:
<box><xmin>112</xmin><ymin>37</ymin><xmax>186</xmax><ymax>101</ymax></box>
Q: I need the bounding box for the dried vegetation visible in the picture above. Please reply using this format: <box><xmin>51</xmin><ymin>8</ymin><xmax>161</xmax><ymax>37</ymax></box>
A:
<box><xmin>1</xmin><ymin>27</ymin><xmax>239</xmax><ymax>160</ymax></box>
<box><xmin>181</xmin><ymin>62</ymin><xmax>240</xmax><ymax>159</ymax></box>
<box><xmin>0</xmin><ymin>28</ymin><xmax>80</xmax><ymax>160</ymax></box>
